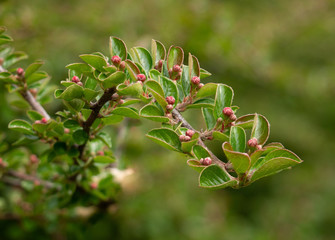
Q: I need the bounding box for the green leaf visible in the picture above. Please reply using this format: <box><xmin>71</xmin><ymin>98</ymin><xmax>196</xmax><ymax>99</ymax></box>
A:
<box><xmin>181</xmin><ymin>138</ymin><xmax>198</xmax><ymax>153</ymax></box>
<box><xmin>109</xmin><ymin>36</ymin><xmax>127</xmax><ymax>60</ymax></box>
<box><xmin>192</xmin><ymin>145</ymin><xmax>210</xmax><ymax>159</ymax></box>
<box><xmin>0</xmin><ymin>72</ymin><xmax>16</xmax><ymax>84</ymax></box>
<box><xmin>130</xmin><ymin>47</ymin><xmax>153</xmax><ymax>73</ymax></box>
<box><xmin>181</xmin><ymin>65</ymin><xmax>190</xmax><ymax>96</ymax></box>
<box><xmin>66</xmin><ymin>63</ymin><xmax>93</xmax><ymax>73</ymax></box>
<box><xmin>187</xmin><ymin>98</ymin><xmax>214</xmax><ymax>109</ymax></box>
<box><xmin>72</xmin><ymin>129</ymin><xmax>89</xmax><ymax>145</ymax></box>
<box><xmin>199</xmin><ymin>165</ymin><xmax>237</xmax><ymax>189</ymax></box>
<box><xmin>101</xmin><ymin>71</ymin><xmax>126</xmax><ymax>89</ymax></box>
<box><xmin>3</xmin><ymin>52</ymin><xmax>28</xmax><ymax>68</ymax></box>
<box><xmin>146</xmin><ymin>128</ymin><xmax>182</xmax><ymax>152</ymax></box>
<box><xmin>96</xmin><ymin>132</ymin><xmax>112</xmax><ymax>148</ymax></box>
<box><xmin>223</xmin><ymin>142</ymin><xmax>250</xmax><ymax>174</ymax></box>
<box><xmin>188</xmin><ymin>53</ymin><xmax>200</xmax><ymax>78</ymax></box>
<box><xmin>196</xmin><ymin>83</ymin><xmax>217</xmax><ymax>99</ymax></box>
<box><xmin>200</xmin><ymin>68</ymin><xmax>211</xmax><ymax>79</ymax></box>
<box><xmin>80</xmin><ymin>54</ymin><xmax>107</xmax><ymax>72</ymax></box>
<box><xmin>117</xmin><ymin>82</ymin><xmax>143</xmax><ymax>97</ymax></box>
<box><xmin>229</xmin><ymin>126</ymin><xmax>246</xmax><ymax>153</ymax></box>
<box><xmin>83</xmin><ymin>88</ymin><xmax>100</xmax><ymax>102</ymax></box>
<box><xmin>250</xmin><ymin>149</ymin><xmax>265</xmax><ymax>167</ymax></box>
<box><xmin>26</xmin><ymin>110</ymin><xmax>43</xmax><ymax>121</ymax></box>
<box><xmin>111</xmin><ymin>107</ymin><xmax>139</xmax><ymax>119</ymax></box>
<box><xmin>56</xmin><ymin>84</ymin><xmax>84</xmax><ymax>101</ymax></box>
<box><xmin>125</xmin><ymin>60</ymin><xmax>141</xmax><ymax>82</ymax></box>
<box><xmin>151</xmin><ymin>39</ymin><xmax>166</xmax><ymax>66</ymax></box>
<box><xmin>140</xmin><ymin>104</ymin><xmax>169</xmax><ymax>122</ymax></box>
<box><xmin>213</xmin><ymin>84</ymin><xmax>234</xmax><ymax>119</ymax></box>
<box><xmin>63</xmin><ymin>99</ymin><xmax>85</xmax><ymax>113</ymax></box>
<box><xmin>235</xmin><ymin>114</ymin><xmax>255</xmax><ymax>129</ymax></box>
<box><xmin>187</xmin><ymin>159</ymin><xmax>206</xmax><ymax>172</ymax></box>
<box><xmin>25</xmin><ymin>61</ymin><xmax>44</xmax><ymax>79</ymax></box>
<box><xmin>149</xmin><ymin>69</ymin><xmax>161</xmax><ymax>82</ymax></box>
<box><xmin>202</xmin><ymin>108</ymin><xmax>216</xmax><ymax>130</ymax></box>
<box><xmin>26</xmin><ymin>71</ymin><xmax>49</xmax><ymax>84</ymax></box>
<box><xmin>93</xmin><ymin>156</ymin><xmax>115</xmax><ymax>164</ymax></box>
<box><xmin>251</xmin><ymin>114</ymin><xmax>270</xmax><ymax>145</ymax></box>
<box><xmin>0</xmin><ymin>34</ymin><xmax>13</xmax><ymax>45</ymax></box>
<box><xmin>161</xmin><ymin>76</ymin><xmax>178</xmax><ymax>105</ymax></box>
<box><xmin>251</xmin><ymin>156</ymin><xmax>302</xmax><ymax>182</ymax></box>
<box><xmin>8</xmin><ymin>119</ymin><xmax>34</xmax><ymax>135</ymax></box>
<box><xmin>212</xmin><ymin>131</ymin><xmax>229</xmax><ymax>142</ymax></box>
<box><xmin>102</xmin><ymin>115</ymin><xmax>124</xmax><ymax>125</ymax></box>
<box><xmin>167</xmin><ymin>46</ymin><xmax>184</xmax><ymax>70</ymax></box>
<box><xmin>145</xmin><ymin>80</ymin><xmax>167</xmax><ymax>109</ymax></box>
<box><xmin>63</xmin><ymin>120</ymin><xmax>80</xmax><ymax>129</ymax></box>
<box><xmin>85</xmin><ymin>77</ymin><xmax>98</xmax><ymax>90</ymax></box>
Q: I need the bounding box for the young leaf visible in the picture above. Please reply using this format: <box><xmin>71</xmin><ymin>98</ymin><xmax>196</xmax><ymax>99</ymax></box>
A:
<box><xmin>235</xmin><ymin>114</ymin><xmax>255</xmax><ymax>129</ymax></box>
<box><xmin>151</xmin><ymin>39</ymin><xmax>166</xmax><ymax>65</ymax></box>
<box><xmin>66</xmin><ymin>63</ymin><xmax>93</xmax><ymax>74</ymax></box>
<box><xmin>80</xmin><ymin>54</ymin><xmax>107</xmax><ymax>72</ymax></box>
<box><xmin>117</xmin><ymin>82</ymin><xmax>143</xmax><ymax>97</ymax></box>
<box><xmin>25</xmin><ymin>61</ymin><xmax>44</xmax><ymax>78</ymax></box>
<box><xmin>3</xmin><ymin>52</ymin><xmax>28</xmax><ymax>68</ymax></box>
<box><xmin>199</xmin><ymin>165</ymin><xmax>237</xmax><ymax>189</ymax></box>
<box><xmin>130</xmin><ymin>47</ymin><xmax>153</xmax><ymax>73</ymax></box>
<box><xmin>145</xmin><ymin>80</ymin><xmax>167</xmax><ymax>108</ymax></box>
<box><xmin>96</xmin><ymin>132</ymin><xmax>112</xmax><ymax>148</ymax></box>
<box><xmin>167</xmin><ymin>46</ymin><xmax>184</xmax><ymax>70</ymax></box>
<box><xmin>200</xmin><ymin>68</ymin><xmax>211</xmax><ymax>79</ymax></box>
<box><xmin>161</xmin><ymin>76</ymin><xmax>178</xmax><ymax>106</ymax></box>
<box><xmin>140</xmin><ymin>104</ymin><xmax>169</xmax><ymax>122</ymax></box>
<box><xmin>8</xmin><ymin>119</ymin><xmax>34</xmax><ymax>135</ymax></box>
<box><xmin>102</xmin><ymin>115</ymin><xmax>124</xmax><ymax>125</ymax></box>
<box><xmin>229</xmin><ymin>126</ymin><xmax>246</xmax><ymax>153</ymax></box>
<box><xmin>202</xmin><ymin>108</ymin><xmax>216</xmax><ymax>130</ymax></box>
<box><xmin>55</xmin><ymin>84</ymin><xmax>84</xmax><ymax>101</ymax></box>
<box><xmin>188</xmin><ymin>53</ymin><xmax>200</xmax><ymax>79</ymax></box>
<box><xmin>196</xmin><ymin>83</ymin><xmax>217</xmax><ymax>99</ymax></box>
<box><xmin>146</xmin><ymin>128</ymin><xmax>182</xmax><ymax>152</ymax></box>
<box><xmin>187</xmin><ymin>159</ymin><xmax>206</xmax><ymax>172</ymax></box>
<box><xmin>93</xmin><ymin>156</ymin><xmax>115</xmax><ymax>163</ymax></box>
<box><xmin>187</xmin><ymin>98</ymin><xmax>214</xmax><ymax>109</ymax></box>
<box><xmin>125</xmin><ymin>60</ymin><xmax>141</xmax><ymax>82</ymax></box>
<box><xmin>223</xmin><ymin>142</ymin><xmax>250</xmax><ymax>174</ymax></box>
<box><xmin>213</xmin><ymin>84</ymin><xmax>234</xmax><ymax>119</ymax></box>
<box><xmin>101</xmin><ymin>71</ymin><xmax>126</xmax><ymax>89</ymax></box>
<box><xmin>26</xmin><ymin>71</ymin><xmax>49</xmax><ymax>84</ymax></box>
<box><xmin>26</xmin><ymin>110</ymin><xmax>43</xmax><ymax>121</ymax></box>
<box><xmin>109</xmin><ymin>36</ymin><xmax>127</xmax><ymax>60</ymax></box>
<box><xmin>250</xmin><ymin>114</ymin><xmax>270</xmax><ymax>146</ymax></box>
<box><xmin>111</xmin><ymin>107</ymin><xmax>139</xmax><ymax>119</ymax></box>
<box><xmin>212</xmin><ymin>131</ymin><xmax>229</xmax><ymax>142</ymax></box>
<box><xmin>192</xmin><ymin>145</ymin><xmax>210</xmax><ymax>159</ymax></box>
<box><xmin>72</xmin><ymin>129</ymin><xmax>89</xmax><ymax>145</ymax></box>
<box><xmin>149</xmin><ymin>69</ymin><xmax>161</xmax><ymax>82</ymax></box>
<box><xmin>181</xmin><ymin>65</ymin><xmax>190</xmax><ymax>95</ymax></box>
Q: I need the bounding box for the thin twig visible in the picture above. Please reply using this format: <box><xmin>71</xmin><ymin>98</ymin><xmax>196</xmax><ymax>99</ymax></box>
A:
<box><xmin>171</xmin><ymin>109</ymin><xmax>227</xmax><ymax>169</ymax></box>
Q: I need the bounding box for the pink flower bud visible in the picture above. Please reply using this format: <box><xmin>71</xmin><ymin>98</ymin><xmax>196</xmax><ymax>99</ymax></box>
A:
<box><xmin>118</xmin><ymin>99</ymin><xmax>125</xmax><ymax>105</ymax></box>
<box><xmin>16</xmin><ymin>68</ymin><xmax>24</xmax><ymax>76</ymax></box>
<box><xmin>172</xmin><ymin>64</ymin><xmax>181</xmax><ymax>72</ymax></box>
<box><xmin>136</xmin><ymin>74</ymin><xmax>146</xmax><ymax>82</ymax></box>
<box><xmin>72</xmin><ymin>76</ymin><xmax>80</xmax><ymax>83</ymax></box>
<box><xmin>247</xmin><ymin>138</ymin><xmax>258</xmax><ymax>148</ymax></box>
<box><xmin>111</xmin><ymin>55</ymin><xmax>121</xmax><ymax>66</ymax></box>
<box><xmin>119</xmin><ymin>61</ymin><xmax>126</xmax><ymax>71</ymax></box>
<box><xmin>184</xmin><ymin>136</ymin><xmax>191</xmax><ymax>142</ymax></box>
<box><xmin>90</xmin><ymin>182</ymin><xmax>98</xmax><ymax>189</ymax></box>
<box><xmin>185</xmin><ymin>129</ymin><xmax>195</xmax><ymax>138</ymax></box>
<box><xmin>64</xmin><ymin>128</ymin><xmax>70</xmax><ymax>134</ymax></box>
<box><xmin>197</xmin><ymin>83</ymin><xmax>204</xmax><ymax>89</ymax></box>
<box><xmin>256</xmin><ymin>145</ymin><xmax>262</xmax><ymax>150</ymax></box>
<box><xmin>222</xmin><ymin>107</ymin><xmax>233</xmax><ymax>116</ymax></box>
<box><xmin>202</xmin><ymin>157</ymin><xmax>212</xmax><ymax>165</ymax></box>
<box><xmin>179</xmin><ymin>135</ymin><xmax>186</xmax><ymax>142</ymax></box>
<box><xmin>229</xmin><ymin>114</ymin><xmax>237</xmax><ymax>121</ymax></box>
<box><xmin>34</xmin><ymin>120</ymin><xmax>42</xmax><ymax>124</ymax></box>
<box><xmin>166</xmin><ymin>96</ymin><xmax>175</xmax><ymax>105</ymax></box>
<box><xmin>166</xmin><ymin>113</ymin><xmax>172</xmax><ymax>118</ymax></box>
<box><xmin>191</xmin><ymin>76</ymin><xmax>200</xmax><ymax>85</ymax></box>
<box><xmin>166</xmin><ymin>104</ymin><xmax>174</xmax><ymax>111</ymax></box>
<box><xmin>97</xmin><ymin>151</ymin><xmax>104</xmax><ymax>156</ymax></box>
<box><xmin>77</xmin><ymin>82</ymin><xmax>83</xmax><ymax>87</ymax></box>
<box><xmin>41</xmin><ymin>118</ymin><xmax>48</xmax><ymax>124</ymax></box>
<box><xmin>29</xmin><ymin>154</ymin><xmax>39</xmax><ymax>164</ymax></box>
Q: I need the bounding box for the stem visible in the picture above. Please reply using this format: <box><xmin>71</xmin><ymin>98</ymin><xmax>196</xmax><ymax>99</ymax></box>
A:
<box><xmin>78</xmin><ymin>87</ymin><xmax>116</xmax><ymax>158</ymax></box>
<box><xmin>171</xmin><ymin>109</ymin><xmax>227</xmax><ymax>170</ymax></box>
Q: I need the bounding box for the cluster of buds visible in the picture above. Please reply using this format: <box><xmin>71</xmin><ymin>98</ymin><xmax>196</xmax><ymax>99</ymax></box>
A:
<box><xmin>200</xmin><ymin>157</ymin><xmax>212</xmax><ymax>165</ymax></box>
<box><xmin>222</xmin><ymin>107</ymin><xmax>236</xmax><ymax>126</ymax></box>
<box><xmin>247</xmin><ymin>138</ymin><xmax>262</xmax><ymax>150</ymax></box>
<box><xmin>169</xmin><ymin>64</ymin><xmax>182</xmax><ymax>80</ymax></box>
<box><xmin>34</xmin><ymin>118</ymin><xmax>48</xmax><ymax>124</ymax></box>
<box><xmin>154</xmin><ymin>60</ymin><xmax>163</xmax><ymax>72</ymax></box>
<box><xmin>0</xmin><ymin>158</ymin><xmax>7</xmax><ymax>168</ymax></box>
<box><xmin>191</xmin><ymin>76</ymin><xmax>204</xmax><ymax>89</ymax></box>
<box><xmin>165</xmin><ymin>96</ymin><xmax>175</xmax><ymax>112</ymax></box>
<box><xmin>179</xmin><ymin>129</ymin><xmax>195</xmax><ymax>142</ymax></box>
<box><xmin>72</xmin><ymin>76</ymin><xmax>83</xmax><ymax>86</ymax></box>
<box><xmin>111</xmin><ymin>55</ymin><xmax>125</xmax><ymax>71</ymax></box>
<box><xmin>136</xmin><ymin>74</ymin><xmax>146</xmax><ymax>83</ymax></box>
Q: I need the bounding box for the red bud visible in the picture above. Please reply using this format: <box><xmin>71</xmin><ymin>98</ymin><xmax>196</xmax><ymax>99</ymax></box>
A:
<box><xmin>41</xmin><ymin>118</ymin><xmax>47</xmax><ymax>124</ymax></box>
<box><xmin>90</xmin><ymin>182</ymin><xmax>98</xmax><ymax>189</ymax></box>
<box><xmin>166</xmin><ymin>96</ymin><xmax>175</xmax><ymax>105</ymax></box>
<box><xmin>29</xmin><ymin>154</ymin><xmax>39</xmax><ymax>164</ymax></box>
<box><xmin>16</xmin><ymin>68</ymin><xmax>24</xmax><ymax>76</ymax></box>
<box><xmin>185</xmin><ymin>129</ymin><xmax>195</xmax><ymax>138</ymax></box>
<box><xmin>111</xmin><ymin>55</ymin><xmax>122</xmax><ymax>66</ymax></box>
<box><xmin>223</xmin><ymin>107</ymin><xmax>233</xmax><ymax>116</ymax></box>
<box><xmin>202</xmin><ymin>157</ymin><xmax>212</xmax><ymax>165</ymax></box>
<box><xmin>166</xmin><ymin>104</ymin><xmax>174</xmax><ymax>111</ymax></box>
<box><xmin>191</xmin><ymin>76</ymin><xmax>200</xmax><ymax>85</ymax></box>
<box><xmin>172</xmin><ymin>64</ymin><xmax>181</xmax><ymax>72</ymax></box>
<box><xmin>247</xmin><ymin>138</ymin><xmax>258</xmax><ymax>148</ymax></box>
<box><xmin>72</xmin><ymin>76</ymin><xmax>80</xmax><ymax>83</ymax></box>
<box><xmin>136</xmin><ymin>74</ymin><xmax>146</xmax><ymax>82</ymax></box>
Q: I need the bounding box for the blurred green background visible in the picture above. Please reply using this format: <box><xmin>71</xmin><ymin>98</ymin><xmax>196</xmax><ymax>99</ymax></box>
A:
<box><xmin>1</xmin><ymin>0</ymin><xmax>335</xmax><ymax>239</ymax></box>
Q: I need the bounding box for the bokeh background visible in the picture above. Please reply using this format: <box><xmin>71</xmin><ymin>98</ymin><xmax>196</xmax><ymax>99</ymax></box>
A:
<box><xmin>1</xmin><ymin>0</ymin><xmax>335</xmax><ymax>239</ymax></box>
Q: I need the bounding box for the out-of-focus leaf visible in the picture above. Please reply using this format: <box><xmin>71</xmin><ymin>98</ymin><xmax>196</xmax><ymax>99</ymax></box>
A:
<box><xmin>200</xmin><ymin>68</ymin><xmax>211</xmax><ymax>79</ymax></box>
<box><xmin>26</xmin><ymin>71</ymin><xmax>49</xmax><ymax>84</ymax></box>
<box><xmin>26</xmin><ymin>110</ymin><xmax>43</xmax><ymax>121</ymax></box>
<box><xmin>72</xmin><ymin>129</ymin><xmax>89</xmax><ymax>145</ymax></box>
<box><xmin>102</xmin><ymin>115</ymin><xmax>124</xmax><ymax>125</ymax></box>
<box><xmin>3</xmin><ymin>51</ymin><xmax>27</xmax><ymax>68</ymax></box>
<box><xmin>8</xmin><ymin>119</ymin><xmax>34</xmax><ymax>135</ymax></box>
<box><xmin>96</xmin><ymin>132</ymin><xmax>112</xmax><ymax>148</ymax></box>
<box><xmin>93</xmin><ymin>156</ymin><xmax>115</xmax><ymax>163</ymax></box>
<box><xmin>25</xmin><ymin>61</ymin><xmax>44</xmax><ymax>78</ymax></box>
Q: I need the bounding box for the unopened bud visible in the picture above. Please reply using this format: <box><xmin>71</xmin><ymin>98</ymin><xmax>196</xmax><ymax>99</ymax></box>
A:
<box><xmin>166</xmin><ymin>96</ymin><xmax>175</xmax><ymax>105</ymax></box>
<box><xmin>111</xmin><ymin>55</ymin><xmax>122</xmax><ymax>66</ymax></box>
<box><xmin>197</xmin><ymin>83</ymin><xmax>204</xmax><ymax>89</ymax></box>
<box><xmin>119</xmin><ymin>61</ymin><xmax>126</xmax><ymax>71</ymax></box>
<box><xmin>29</xmin><ymin>154</ymin><xmax>39</xmax><ymax>164</ymax></box>
<box><xmin>77</xmin><ymin>82</ymin><xmax>83</xmax><ymax>87</ymax></box>
<box><xmin>229</xmin><ymin>114</ymin><xmax>237</xmax><ymax>121</ymax></box>
<box><xmin>97</xmin><ymin>151</ymin><xmax>104</xmax><ymax>156</ymax></box>
<box><xmin>90</xmin><ymin>182</ymin><xmax>98</xmax><ymax>189</ymax></box>
<box><xmin>0</xmin><ymin>58</ymin><xmax>4</xmax><ymax>65</ymax></box>
<box><xmin>34</xmin><ymin>180</ymin><xmax>40</xmax><ymax>186</ymax></box>
<box><xmin>16</xmin><ymin>68</ymin><xmax>24</xmax><ymax>76</ymax></box>
<box><xmin>72</xmin><ymin>76</ymin><xmax>80</xmax><ymax>83</ymax></box>
<box><xmin>201</xmin><ymin>157</ymin><xmax>212</xmax><ymax>165</ymax></box>
<box><xmin>29</xmin><ymin>88</ymin><xmax>37</xmax><ymax>97</ymax></box>
<box><xmin>118</xmin><ymin>99</ymin><xmax>124</xmax><ymax>105</ymax></box>
<box><xmin>166</xmin><ymin>104</ymin><xmax>174</xmax><ymax>111</ymax></box>
<box><xmin>41</xmin><ymin>118</ymin><xmax>48</xmax><ymax>124</ymax></box>
<box><xmin>256</xmin><ymin>145</ymin><xmax>262</xmax><ymax>150</ymax></box>
<box><xmin>191</xmin><ymin>76</ymin><xmax>200</xmax><ymax>85</ymax></box>
<box><xmin>184</xmin><ymin>136</ymin><xmax>191</xmax><ymax>142</ymax></box>
<box><xmin>172</xmin><ymin>64</ymin><xmax>181</xmax><ymax>72</ymax></box>
<box><xmin>185</xmin><ymin>129</ymin><xmax>195</xmax><ymax>138</ymax></box>
<box><xmin>64</xmin><ymin>128</ymin><xmax>70</xmax><ymax>134</ymax></box>
<box><xmin>222</xmin><ymin>107</ymin><xmax>233</xmax><ymax>116</ymax></box>
<box><xmin>179</xmin><ymin>135</ymin><xmax>186</xmax><ymax>142</ymax></box>
<box><xmin>247</xmin><ymin>138</ymin><xmax>258</xmax><ymax>148</ymax></box>
<box><xmin>34</xmin><ymin>120</ymin><xmax>42</xmax><ymax>124</ymax></box>
<box><xmin>136</xmin><ymin>74</ymin><xmax>146</xmax><ymax>82</ymax></box>
<box><xmin>166</xmin><ymin>113</ymin><xmax>172</xmax><ymax>118</ymax></box>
